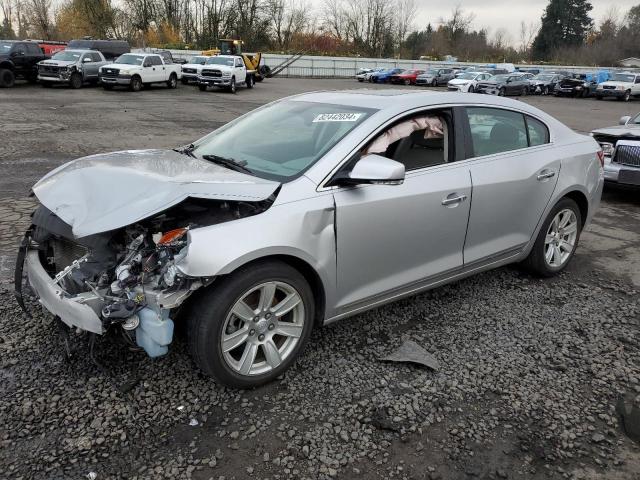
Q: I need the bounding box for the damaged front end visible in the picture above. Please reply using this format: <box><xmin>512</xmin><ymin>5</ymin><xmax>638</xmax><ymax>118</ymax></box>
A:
<box><xmin>17</xmin><ymin>196</ymin><xmax>274</xmax><ymax>358</ymax></box>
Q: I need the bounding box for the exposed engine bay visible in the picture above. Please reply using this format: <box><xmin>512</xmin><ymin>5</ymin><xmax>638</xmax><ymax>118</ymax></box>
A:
<box><xmin>19</xmin><ymin>197</ymin><xmax>274</xmax><ymax>357</ymax></box>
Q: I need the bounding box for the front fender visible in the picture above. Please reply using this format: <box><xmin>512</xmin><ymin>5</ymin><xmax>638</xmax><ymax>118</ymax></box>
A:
<box><xmin>0</xmin><ymin>60</ymin><xmax>14</xmax><ymax>70</ymax></box>
<box><xmin>176</xmin><ymin>194</ymin><xmax>337</xmax><ymax>310</ymax></box>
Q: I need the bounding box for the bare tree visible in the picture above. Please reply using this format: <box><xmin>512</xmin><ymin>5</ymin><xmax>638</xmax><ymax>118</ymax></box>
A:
<box><xmin>395</xmin><ymin>0</ymin><xmax>415</xmax><ymax>51</ymax></box>
<box><xmin>321</xmin><ymin>0</ymin><xmax>346</xmax><ymax>40</ymax></box>
<box><xmin>25</xmin><ymin>0</ymin><xmax>53</xmax><ymax>39</ymax></box>
<box><xmin>518</xmin><ymin>20</ymin><xmax>539</xmax><ymax>56</ymax></box>
<box><xmin>440</xmin><ymin>5</ymin><xmax>475</xmax><ymax>48</ymax></box>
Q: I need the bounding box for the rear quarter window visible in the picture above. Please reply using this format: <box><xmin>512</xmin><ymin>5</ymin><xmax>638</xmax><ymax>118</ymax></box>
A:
<box><xmin>526</xmin><ymin>116</ymin><xmax>550</xmax><ymax>146</ymax></box>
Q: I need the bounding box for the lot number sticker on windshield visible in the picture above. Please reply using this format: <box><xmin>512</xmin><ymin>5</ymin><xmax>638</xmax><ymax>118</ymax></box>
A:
<box><xmin>313</xmin><ymin>113</ymin><xmax>363</xmax><ymax>122</ymax></box>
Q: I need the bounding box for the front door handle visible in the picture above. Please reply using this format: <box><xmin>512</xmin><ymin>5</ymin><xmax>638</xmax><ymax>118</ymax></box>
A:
<box><xmin>442</xmin><ymin>193</ymin><xmax>468</xmax><ymax>206</ymax></box>
<box><xmin>537</xmin><ymin>170</ymin><xmax>555</xmax><ymax>181</ymax></box>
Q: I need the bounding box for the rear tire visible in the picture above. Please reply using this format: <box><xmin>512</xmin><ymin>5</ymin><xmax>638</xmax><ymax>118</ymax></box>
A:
<box><xmin>0</xmin><ymin>68</ymin><xmax>15</xmax><ymax>88</ymax></box>
<box><xmin>522</xmin><ymin>198</ymin><xmax>582</xmax><ymax>277</ymax></box>
<box><xmin>246</xmin><ymin>74</ymin><xmax>254</xmax><ymax>89</ymax></box>
<box><xmin>167</xmin><ymin>73</ymin><xmax>177</xmax><ymax>89</ymax></box>
<box><xmin>187</xmin><ymin>261</ymin><xmax>315</xmax><ymax>389</ymax></box>
<box><xmin>70</xmin><ymin>72</ymin><xmax>83</xmax><ymax>89</ymax></box>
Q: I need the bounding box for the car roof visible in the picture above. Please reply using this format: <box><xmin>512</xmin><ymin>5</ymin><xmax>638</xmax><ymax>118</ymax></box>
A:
<box><xmin>289</xmin><ymin>90</ymin><xmax>547</xmax><ymax>113</ymax></box>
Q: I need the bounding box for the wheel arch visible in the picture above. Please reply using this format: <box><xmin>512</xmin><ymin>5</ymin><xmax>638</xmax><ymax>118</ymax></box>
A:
<box><xmin>0</xmin><ymin>61</ymin><xmax>14</xmax><ymax>70</ymax></box>
<box><xmin>220</xmin><ymin>254</ymin><xmax>327</xmax><ymax>327</ymax></box>
<box><xmin>562</xmin><ymin>190</ymin><xmax>589</xmax><ymax>227</ymax></box>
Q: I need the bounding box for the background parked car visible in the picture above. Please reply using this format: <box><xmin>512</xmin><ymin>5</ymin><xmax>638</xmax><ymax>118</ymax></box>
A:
<box><xmin>0</xmin><ymin>40</ymin><xmax>46</xmax><ymax>87</ymax></box>
<box><xmin>390</xmin><ymin>69</ymin><xmax>425</xmax><ymax>85</ymax></box>
<box><xmin>595</xmin><ymin>72</ymin><xmax>640</xmax><ymax>102</ymax></box>
<box><xmin>99</xmin><ymin>53</ymin><xmax>181</xmax><ymax>91</ymax></box>
<box><xmin>529</xmin><ymin>73</ymin><xmax>564</xmax><ymax>95</ymax></box>
<box><xmin>447</xmin><ymin>71</ymin><xmax>492</xmax><ymax>92</ymax></box>
<box><xmin>416</xmin><ymin>68</ymin><xmax>457</xmax><ymax>86</ymax></box>
<box><xmin>37</xmin><ymin>49</ymin><xmax>108</xmax><ymax>89</ymax></box>
<box><xmin>361</xmin><ymin>68</ymin><xmax>384</xmax><ymax>82</ymax></box>
<box><xmin>370</xmin><ymin>68</ymin><xmax>404</xmax><ymax>83</ymax></box>
<box><xmin>476</xmin><ymin>73</ymin><xmax>531</xmax><ymax>96</ymax></box>
<box><xmin>355</xmin><ymin>68</ymin><xmax>374</xmax><ymax>81</ymax></box>
<box><xmin>591</xmin><ymin>113</ymin><xmax>640</xmax><ymax>187</ymax></box>
<box><xmin>66</xmin><ymin>39</ymin><xmax>130</xmax><ymax>62</ymax></box>
<box><xmin>554</xmin><ymin>74</ymin><xmax>597</xmax><ymax>98</ymax></box>
<box><xmin>181</xmin><ymin>55</ymin><xmax>209</xmax><ymax>84</ymax></box>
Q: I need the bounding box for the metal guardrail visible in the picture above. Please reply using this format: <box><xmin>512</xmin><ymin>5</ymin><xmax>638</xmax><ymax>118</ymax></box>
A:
<box><xmin>134</xmin><ymin>48</ymin><xmax>625</xmax><ymax>78</ymax></box>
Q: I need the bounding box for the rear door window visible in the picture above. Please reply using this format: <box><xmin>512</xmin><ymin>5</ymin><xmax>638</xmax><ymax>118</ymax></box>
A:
<box><xmin>526</xmin><ymin>116</ymin><xmax>550</xmax><ymax>146</ymax></box>
<box><xmin>466</xmin><ymin>107</ymin><xmax>528</xmax><ymax>156</ymax></box>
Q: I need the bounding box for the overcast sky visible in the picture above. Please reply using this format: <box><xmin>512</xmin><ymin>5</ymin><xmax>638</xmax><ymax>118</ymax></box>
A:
<box><xmin>412</xmin><ymin>0</ymin><xmax>639</xmax><ymax>45</ymax></box>
<box><xmin>308</xmin><ymin>0</ymin><xmax>639</xmax><ymax>47</ymax></box>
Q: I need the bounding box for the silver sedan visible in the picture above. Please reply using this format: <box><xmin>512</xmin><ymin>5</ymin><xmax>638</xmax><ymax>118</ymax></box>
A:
<box><xmin>19</xmin><ymin>91</ymin><xmax>604</xmax><ymax>388</ymax></box>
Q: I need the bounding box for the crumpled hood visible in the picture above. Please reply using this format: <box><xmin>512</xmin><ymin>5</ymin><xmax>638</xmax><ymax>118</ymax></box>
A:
<box><xmin>33</xmin><ymin>149</ymin><xmax>280</xmax><ymax>238</ymax></box>
<box><xmin>38</xmin><ymin>60</ymin><xmax>76</xmax><ymax>67</ymax></box>
<box><xmin>591</xmin><ymin>125</ymin><xmax>640</xmax><ymax>137</ymax></box>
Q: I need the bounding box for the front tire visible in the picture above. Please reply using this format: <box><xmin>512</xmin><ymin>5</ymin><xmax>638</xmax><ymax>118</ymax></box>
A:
<box><xmin>522</xmin><ymin>198</ymin><xmax>582</xmax><ymax>277</ymax></box>
<box><xmin>70</xmin><ymin>72</ymin><xmax>83</xmax><ymax>89</ymax></box>
<box><xmin>468</xmin><ymin>85</ymin><xmax>474</xmax><ymax>93</ymax></box>
<box><xmin>621</xmin><ymin>90</ymin><xmax>631</xmax><ymax>102</ymax></box>
<box><xmin>129</xmin><ymin>75</ymin><xmax>142</xmax><ymax>92</ymax></box>
<box><xmin>498</xmin><ymin>87</ymin><xmax>506</xmax><ymax>96</ymax></box>
<box><xmin>228</xmin><ymin>76</ymin><xmax>236</xmax><ymax>93</ymax></box>
<box><xmin>431</xmin><ymin>79</ymin><xmax>437</xmax><ymax>87</ymax></box>
<box><xmin>188</xmin><ymin>261</ymin><xmax>315</xmax><ymax>388</ymax></box>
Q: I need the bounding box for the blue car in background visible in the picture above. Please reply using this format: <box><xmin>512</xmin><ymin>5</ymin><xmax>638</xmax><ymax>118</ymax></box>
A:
<box><xmin>369</xmin><ymin>68</ymin><xmax>404</xmax><ymax>83</ymax></box>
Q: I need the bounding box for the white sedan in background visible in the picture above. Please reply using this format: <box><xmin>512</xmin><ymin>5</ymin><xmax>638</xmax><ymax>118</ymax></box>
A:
<box><xmin>448</xmin><ymin>71</ymin><xmax>492</xmax><ymax>93</ymax></box>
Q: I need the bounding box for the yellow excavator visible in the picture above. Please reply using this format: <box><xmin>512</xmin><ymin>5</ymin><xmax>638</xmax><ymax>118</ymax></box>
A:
<box><xmin>202</xmin><ymin>39</ymin><xmax>270</xmax><ymax>82</ymax></box>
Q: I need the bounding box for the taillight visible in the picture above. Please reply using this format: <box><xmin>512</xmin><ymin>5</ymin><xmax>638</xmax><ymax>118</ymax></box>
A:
<box><xmin>596</xmin><ymin>150</ymin><xmax>604</xmax><ymax>168</ymax></box>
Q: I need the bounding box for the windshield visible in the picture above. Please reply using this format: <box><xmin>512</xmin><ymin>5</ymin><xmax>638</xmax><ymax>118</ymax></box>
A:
<box><xmin>192</xmin><ymin>100</ymin><xmax>376</xmax><ymax>181</ymax></box>
<box><xmin>115</xmin><ymin>54</ymin><xmax>144</xmax><ymax>65</ymax></box>
<box><xmin>534</xmin><ymin>74</ymin><xmax>554</xmax><ymax>81</ymax></box>
<box><xmin>491</xmin><ymin>74</ymin><xmax>509</xmax><ymax>82</ymax></box>
<box><xmin>189</xmin><ymin>56</ymin><xmax>208</xmax><ymax>65</ymax></box>
<box><xmin>52</xmin><ymin>51</ymin><xmax>82</xmax><ymax>61</ymax></box>
<box><xmin>0</xmin><ymin>41</ymin><xmax>13</xmax><ymax>52</ymax></box>
<box><xmin>206</xmin><ymin>57</ymin><xmax>234</xmax><ymax>66</ymax></box>
<box><xmin>611</xmin><ymin>73</ymin><xmax>636</xmax><ymax>82</ymax></box>
<box><xmin>459</xmin><ymin>72</ymin><xmax>478</xmax><ymax>80</ymax></box>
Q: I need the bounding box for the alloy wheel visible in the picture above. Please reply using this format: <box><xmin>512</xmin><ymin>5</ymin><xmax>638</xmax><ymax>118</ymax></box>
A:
<box><xmin>221</xmin><ymin>281</ymin><xmax>305</xmax><ymax>376</ymax></box>
<box><xmin>544</xmin><ymin>208</ymin><xmax>578</xmax><ymax>268</ymax></box>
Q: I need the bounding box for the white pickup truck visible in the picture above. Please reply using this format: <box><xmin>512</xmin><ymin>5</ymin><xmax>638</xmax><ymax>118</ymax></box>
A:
<box><xmin>197</xmin><ymin>55</ymin><xmax>255</xmax><ymax>93</ymax></box>
<box><xmin>595</xmin><ymin>72</ymin><xmax>640</xmax><ymax>102</ymax></box>
<box><xmin>99</xmin><ymin>53</ymin><xmax>182</xmax><ymax>91</ymax></box>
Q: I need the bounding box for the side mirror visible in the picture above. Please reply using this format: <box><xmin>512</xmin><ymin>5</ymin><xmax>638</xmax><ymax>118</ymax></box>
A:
<box><xmin>619</xmin><ymin>116</ymin><xmax>631</xmax><ymax>125</ymax></box>
<box><xmin>337</xmin><ymin>154</ymin><xmax>405</xmax><ymax>186</ymax></box>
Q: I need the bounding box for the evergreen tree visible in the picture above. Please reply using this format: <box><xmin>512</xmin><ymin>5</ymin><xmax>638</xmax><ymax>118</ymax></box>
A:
<box><xmin>532</xmin><ymin>0</ymin><xmax>593</xmax><ymax>59</ymax></box>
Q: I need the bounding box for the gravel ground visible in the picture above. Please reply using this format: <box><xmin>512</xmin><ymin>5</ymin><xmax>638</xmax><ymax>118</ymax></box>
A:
<box><xmin>0</xmin><ymin>78</ymin><xmax>639</xmax><ymax>480</ymax></box>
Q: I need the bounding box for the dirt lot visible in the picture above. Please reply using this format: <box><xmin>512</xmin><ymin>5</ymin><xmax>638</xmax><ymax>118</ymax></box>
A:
<box><xmin>0</xmin><ymin>79</ymin><xmax>639</xmax><ymax>480</ymax></box>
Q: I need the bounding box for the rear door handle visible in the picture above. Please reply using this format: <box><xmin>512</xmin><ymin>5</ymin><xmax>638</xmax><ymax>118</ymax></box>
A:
<box><xmin>442</xmin><ymin>193</ymin><xmax>468</xmax><ymax>206</ymax></box>
<box><xmin>537</xmin><ymin>170</ymin><xmax>555</xmax><ymax>181</ymax></box>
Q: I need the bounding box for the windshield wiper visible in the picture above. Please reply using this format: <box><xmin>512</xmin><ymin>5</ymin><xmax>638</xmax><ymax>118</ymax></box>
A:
<box><xmin>201</xmin><ymin>154</ymin><xmax>254</xmax><ymax>175</ymax></box>
<box><xmin>173</xmin><ymin>143</ymin><xmax>196</xmax><ymax>158</ymax></box>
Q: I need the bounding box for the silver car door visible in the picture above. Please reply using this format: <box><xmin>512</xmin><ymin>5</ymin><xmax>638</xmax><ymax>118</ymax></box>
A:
<box><xmin>331</xmin><ymin>111</ymin><xmax>471</xmax><ymax>310</ymax></box>
<box><xmin>463</xmin><ymin>107</ymin><xmax>559</xmax><ymax>264</ymax></box>
<box><xmin>82</xmin><ymin>53</ymin><xmax>97</xmax><ymax>78</ymax></box>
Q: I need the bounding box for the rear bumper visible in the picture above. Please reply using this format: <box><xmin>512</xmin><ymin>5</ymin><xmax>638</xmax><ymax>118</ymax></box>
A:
<box><xmin>25</xmin><ymin>250</ymin><xmax>104</xmax><ymax>334</ymax></box>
